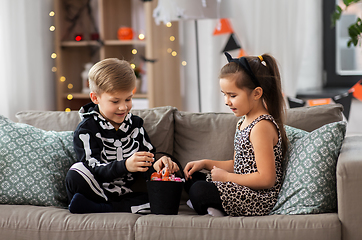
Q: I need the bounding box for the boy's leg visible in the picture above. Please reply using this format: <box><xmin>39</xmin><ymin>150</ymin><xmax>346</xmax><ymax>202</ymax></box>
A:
<box><xmin>68</xmin><ymin>193</ymin><xmax>113</xmax><ymax>213</ymax></box>
<box><xmin>66</xmin><ymin>162</ymin><xmax>149</xmax><ymax>213</ymax></box>
<box><xmin>65</xmin><ymin>162</ymin><xmax>108</xmax><ymax>203</ymax></box>
<box><xmin>111</xmin><ymin>192</ymin><xmax>149</xmax><ymax>213</ymax></box>
<box><xmin>66</xmin><ymin>162</ymin><xmax>113</xmax><ymax>213</ymax></box>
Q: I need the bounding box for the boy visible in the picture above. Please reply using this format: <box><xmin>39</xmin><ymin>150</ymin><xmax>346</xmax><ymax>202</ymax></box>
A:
<box><xmin>66</xmin><ymin>58</ymin><xmax>178</xmax><ymax>213</ymax></box>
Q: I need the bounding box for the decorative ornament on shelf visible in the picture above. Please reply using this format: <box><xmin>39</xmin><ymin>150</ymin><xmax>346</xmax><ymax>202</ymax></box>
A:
<box><xmin>134</xmin><ymin>64</ymin><xmax>144</xmax><ymax>94</ymax></box>
<box><xmin>117</xmin><ymin>26</ymin><xmax>134</xmax><ymax>40</ymax></box>
<box><xmin>62</xmin><ymin>0</ymin><xmax>99</xmax><ymax>42</ymax></box>
<box><xmin>75</xmin><ymin>34</ymin><xmax>83</xmax><ymax>41</ymax></box>
<box><xmin>81</xmin><ymin>63</ymin><xmax>93</xmax><ymax>94</ymax></box>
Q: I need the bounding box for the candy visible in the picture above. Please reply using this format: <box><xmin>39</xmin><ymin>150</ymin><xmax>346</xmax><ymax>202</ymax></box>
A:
<box><xmin>150</xmin><ymin>172</ymin><xmax>162</xmax><ymax>181</ymax></box>
<box><xmin>162</xmin><ymin>177</ymin><xmax>171</xmax><ymax>181</ymax></box>
<box><xmin>150</xmin><ymin>168</ymin><xmax>184</xmax><ymax>182</ymax></box>
<box><xmin>161</xmin><ymin>166</ymin><xmax>170</xmax><ymax>177</ymax></box>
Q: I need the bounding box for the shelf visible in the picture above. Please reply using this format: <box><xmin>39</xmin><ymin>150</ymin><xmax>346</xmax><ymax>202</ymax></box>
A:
<box><xmin>104</xmin><ymin>40</ymin><xmax>146</xmax><ymax>46</ymax></box>
<box><xmin>296</xmin><ymin>88</ymin><xmax>350</xmax><ymax>99</ymax></box>
<box><xmin>61</xmin><ymin>40</ymin><xmax>146</xmax><ymax>48</ymax></box>
<box><xmin>61</xmin><ymin>41</ymin><xmax>101</xmax><ymax>47</ymax></box>
<box><xmin>64</xmin><ymin>93</ymin><xmax>148</xmax><ymax>99</ymax></box>
<box><xmin>54</xmin><ymin>0</ymin><xmax>182</xmax><ymax>111</ymax></box>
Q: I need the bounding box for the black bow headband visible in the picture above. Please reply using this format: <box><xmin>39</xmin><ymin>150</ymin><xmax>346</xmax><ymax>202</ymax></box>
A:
<box><xmin>224</xmin><ymin>52</ymin><xmax>261</xmax><ymax>88</ymax></box>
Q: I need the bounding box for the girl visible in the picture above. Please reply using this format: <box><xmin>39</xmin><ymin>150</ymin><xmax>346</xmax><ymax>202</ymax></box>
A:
<box><xmin>184</xmin><ymin>52</ymin><xmax>288</xmax><ymax>217</ymax></box>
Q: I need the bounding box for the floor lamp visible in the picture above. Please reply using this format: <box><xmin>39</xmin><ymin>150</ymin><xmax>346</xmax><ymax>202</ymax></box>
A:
<box><xmin>152</xmin><ymin>0</ymin><xmax>231</xmax><ymax>113</ymax></box>
<box><xmin>194</xmin><ymin>20</ymin><xmax>202</xmax><ymax>112</ymax></box>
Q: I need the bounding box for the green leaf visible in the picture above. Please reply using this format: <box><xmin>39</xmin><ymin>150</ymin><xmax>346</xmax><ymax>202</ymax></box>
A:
<box><xmin>344</xmin><ymin>0</ymin><xmax>361</xmax><ymax>6</ymax></box>
<box><xmin>347</xmin><ymin>40</ymin><xmax>352</xmax><ymax>47</ymax></box>
<box><xmin>331</xmin><ymin>0</ymin><xmax>362</xmax><ymax>47</ymax></box>
<box><xmin>347</xmin><ymin>27</ymin><xmax>359</xmax><ymax>46</ymax></box>
<box><xmin>331</xmin><ymin>6</ymin><xmax>343</xmax><ymax>27</ymax></box>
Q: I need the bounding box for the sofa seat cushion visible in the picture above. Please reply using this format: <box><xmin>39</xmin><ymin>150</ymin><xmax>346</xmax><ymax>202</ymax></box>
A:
<box><xmin>135</xmin><ymin>211</ymin><xmax>340</xmax><ymax>240</ymax></box>
<box><xmin>0</xmin><ymin>205</ymin><xmax>140</xmax><ymax>240</ymax></box>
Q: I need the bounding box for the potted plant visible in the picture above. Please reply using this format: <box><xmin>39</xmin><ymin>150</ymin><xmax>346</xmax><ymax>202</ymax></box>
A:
<box><xmin>332</xmin><ymin>0</ymin><xmax>362</xmax><ymax>47</ymax></box>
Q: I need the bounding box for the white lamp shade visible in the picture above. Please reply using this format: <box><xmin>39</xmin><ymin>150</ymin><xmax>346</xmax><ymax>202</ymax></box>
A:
<box><xmin>153</xmin><ymin>0</ymin><xmax>232</xmax><ymax>25</ymax></box>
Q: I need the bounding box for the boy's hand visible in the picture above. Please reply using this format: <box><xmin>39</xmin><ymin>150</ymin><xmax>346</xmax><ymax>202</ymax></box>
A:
<box><xmin>125</xmin><ymin>152</ymin><xmax>154</xmax><ymax>172</ymax></box>
<box><xmin>153</xmin><ymin>156</ymin><xmax>179</xmax><ymax>173</ymax></box>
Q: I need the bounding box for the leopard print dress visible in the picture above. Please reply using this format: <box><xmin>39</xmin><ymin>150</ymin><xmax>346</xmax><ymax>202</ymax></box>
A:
<box><xmin>212</xmin><ymin>114</ymin><xmax>283</xmax><ymax>216</ymax></box>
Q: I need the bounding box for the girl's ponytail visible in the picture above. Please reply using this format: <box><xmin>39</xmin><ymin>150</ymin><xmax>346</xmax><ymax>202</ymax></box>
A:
<box><xmin>253</xmin><ymin>54</ymin><xmax>288</xmax><ymax>157</ymax></box>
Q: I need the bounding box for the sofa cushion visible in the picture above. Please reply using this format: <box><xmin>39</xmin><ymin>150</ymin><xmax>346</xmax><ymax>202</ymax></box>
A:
<box><xmin>173</xmin><ymin>104</ymin><xmax>343</xmax><ymax>169</ymax></box>
<box><xmin>135</xmin><ymin>211</ymin><xmax>341</xmax><ymax>240</ymax></box>
<box><xmin>0</xmin><ymin>115</ymin><xmax>77</xmax><ymax>207</ymax></box>
<box><xmin>283</xmin><ymin>125</ymin><xmax>309</xmax><ymax>172</ymax></box>
<box><xmin>271</xmin><ymin>121</ymin><xmax>347</xmax><ymax>215</ymax></box>
<box><xmin>16</xmin><ymin>106</ymin><xmax>177</xmax><ymax>155</ymax></box>
<box><xmin>15</xmin><ymin>110</ymin><xmax>81</xmax><ymax>132</ymax></box>
<box><xmin>174</xmin><ymin>111</ymin><xmax>239</xmax><ymax>168</ymax></box>
<box><xmin>285</xmin><ymin>104</ymin><xmax>343</xmax><ymax>132</ymax></box>
<box><xmin>131</xmin><ymin>106</ymin><xmax>177</xmax><ymax>154</ymax></box>
<box><xmin>0</xmin><ymin>205</ymin><xmax>140</xmax><ymax>240</ymax></box>
<box><xmin>285</xmin><ymin>125</ymin><xmax>308</xmax><ymax>144</ymax></box>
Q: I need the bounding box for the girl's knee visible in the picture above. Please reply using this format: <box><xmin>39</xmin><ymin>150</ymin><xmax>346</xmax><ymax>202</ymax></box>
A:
<box><xmin>189</xmin><ymin>181</ymin><xmax>206</xmax><ymax>201</ymax></box>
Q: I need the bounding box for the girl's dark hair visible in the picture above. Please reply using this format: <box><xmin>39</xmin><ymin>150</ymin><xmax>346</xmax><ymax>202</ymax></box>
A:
<box><xmin>219</xmin><ymin>54</ymin><xmax>288</xmax><ymax>157</ymax></box>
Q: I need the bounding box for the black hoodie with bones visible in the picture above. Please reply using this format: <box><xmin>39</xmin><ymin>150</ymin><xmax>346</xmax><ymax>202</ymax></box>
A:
<box><xmin>73</xmin><ymin>102</ymin><xmax>155</xmax><ymax>196</ymax></box>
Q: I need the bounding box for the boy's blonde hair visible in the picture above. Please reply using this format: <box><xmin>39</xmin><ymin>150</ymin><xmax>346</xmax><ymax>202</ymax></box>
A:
<box><xmin>88</xmin><ymin>58</ymin><xmax>136</xmax><ymax>94</ymax></box>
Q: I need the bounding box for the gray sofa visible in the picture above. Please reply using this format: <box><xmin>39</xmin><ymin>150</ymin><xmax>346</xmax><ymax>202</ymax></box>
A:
<box><xmin>0</xmin><ymin>104</ymin><xmax>361</xmax><ymax>240</ymax></box>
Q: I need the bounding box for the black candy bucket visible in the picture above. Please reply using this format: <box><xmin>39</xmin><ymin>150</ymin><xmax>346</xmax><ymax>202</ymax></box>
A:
<box><xmin>147</xmin><ymin>152</ymin><xmax>184</xmax><ymax>215</ymax></box>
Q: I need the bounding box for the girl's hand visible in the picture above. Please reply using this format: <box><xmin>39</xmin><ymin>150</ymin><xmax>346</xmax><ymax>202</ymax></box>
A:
<box><xmin>211</xmin><ymin>166</ymin><xmax>229</xmax><ymax>182</ymax></box>
<box><xmin>125</xmin><ymin>152</ymin><xmax>154</xmax><ymax>172</ymax></box>
<box><xmin>183</xmin><ymin>160</ymin><xmax>205</xmax><ymax>180</ymax></box>
<box><xmin>153</xmin><ymin>156</ymin><xmax>179</xmax><ymax>173</ymax></box>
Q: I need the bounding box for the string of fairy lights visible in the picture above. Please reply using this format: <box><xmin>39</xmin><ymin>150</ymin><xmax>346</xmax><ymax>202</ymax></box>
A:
<box><xmin>48</xmin><ymin>6</ymin><xmax>186</xmax><ymax>112</ymax></box>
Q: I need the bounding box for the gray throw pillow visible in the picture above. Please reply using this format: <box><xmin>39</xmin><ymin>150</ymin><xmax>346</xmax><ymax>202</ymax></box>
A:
<box><xmin>271</xmin><ymin>121</ymin><xmax>347</xmax><ymax>215</ymax></box>
<box><xmin>0</xmin><ymin>115</ymin><xmax>77</xmax><ymax>207</ymax></box>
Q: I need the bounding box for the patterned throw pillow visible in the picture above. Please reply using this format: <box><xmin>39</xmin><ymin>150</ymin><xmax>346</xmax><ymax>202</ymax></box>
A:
<box><xmin>271</xmin><ymin>121</ymin><xmax>347</xmax><ymax>215</ymax></box>
<box><xmin>285</xmin><ymin>125</ymin><xmax>308</xmax><ymax>144</ymax></box>
<box><xmin>283</xmin><ymin>125</ymin><xmax>309</xmax><ymax>173</ymax></box>
<box><xmin>0</xmin><ymin>115</ymin><xmax>77</xmax><ymax>207</ymax></box>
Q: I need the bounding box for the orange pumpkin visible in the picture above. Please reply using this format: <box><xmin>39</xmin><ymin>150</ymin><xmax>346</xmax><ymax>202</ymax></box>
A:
<box><xmin>118</xmin><ymin>27</ymin><xmax>134</xmax><ymax>40</ymax></box>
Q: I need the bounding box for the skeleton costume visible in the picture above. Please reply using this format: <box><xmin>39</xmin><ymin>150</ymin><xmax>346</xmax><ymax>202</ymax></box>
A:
<box><xmin>66</xmin><ymin>102</ymin><xmax>155</xmax><ymax>208</ymax></box>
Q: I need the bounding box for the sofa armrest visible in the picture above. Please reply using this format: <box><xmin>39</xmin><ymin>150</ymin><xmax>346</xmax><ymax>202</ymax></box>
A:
<box><xmin>336</xmin><ymin>135</ymin><xmax>362</xmax><ymax>240</ymax></box>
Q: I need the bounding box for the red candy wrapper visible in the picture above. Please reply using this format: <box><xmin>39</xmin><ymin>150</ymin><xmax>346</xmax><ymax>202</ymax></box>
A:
<box><xmin>151</xmin><ymin>166</ymin><xmax>184</xmax><ymax>182</ymax></box>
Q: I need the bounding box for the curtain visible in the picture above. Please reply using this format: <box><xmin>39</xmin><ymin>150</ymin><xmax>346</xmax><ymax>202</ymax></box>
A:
<box><xmin>0</xmin><ymin>0</ymin><xmax>55</xmax><ymax>121</ymax></box>
<box><xmin>179</xmin><ymin>0</ymin><xmax>323</xmax><ymax>112</ymax></box>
